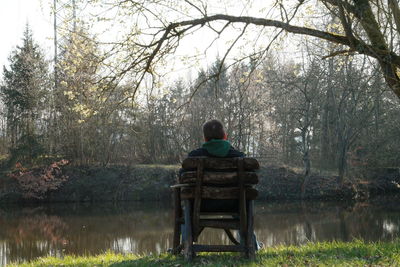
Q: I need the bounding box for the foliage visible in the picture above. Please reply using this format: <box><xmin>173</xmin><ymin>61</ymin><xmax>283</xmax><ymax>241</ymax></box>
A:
<box><xmin>8</xmin><ymin>160</ymin><xmax>69</xmax><ymax>199</ymax></box>
<box><xmin>8</xmin><ymin>133</ymin><xmax>45</xmax><ymax>166</ymax></box>
<box><xmin>0</xmin><ymin>24</ymin><xmax>49</xmax><ymax>163</ymax></box>
<box><xmin>9</xmin><ymin>239</ymin><xmax>400</xmax><ymax>266</ymax></box>
<box><xmin>56</xmin><ymin>26</ymin><xmax>103</xmax><ymax>164</ymax></box>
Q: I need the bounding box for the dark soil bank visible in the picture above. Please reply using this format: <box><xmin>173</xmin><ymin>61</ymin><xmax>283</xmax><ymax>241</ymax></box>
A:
<box><xmin>0</xmin><ymin>164</ymin><xmax>399</xmax><ymax>203</ymax></box>
<box><xmin>257</xmin><ymin>166</ymin><xmax>400</xmax><ymax>200</ymax></box>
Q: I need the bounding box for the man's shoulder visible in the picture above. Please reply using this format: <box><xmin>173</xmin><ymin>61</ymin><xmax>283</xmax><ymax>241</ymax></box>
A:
<box><xmin>188</xmin><ymin>148</ymin><xmax>209</xmax><ymax>157</ymax></box>
<box><xmin>187</xmin><ymin>147</ymin><xmax>244</xmax><ymax>158</ymax></box>
<box><xmin>226</xmin><ymin>147</ymin><xmax>245</xmax><ymax>158</ymax></box>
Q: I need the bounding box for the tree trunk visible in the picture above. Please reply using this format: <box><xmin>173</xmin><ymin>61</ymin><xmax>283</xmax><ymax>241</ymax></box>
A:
<box><xmin>337</xmin><ymin>134</ymin><xmax>348</xmax><ymax>186</ymax></box>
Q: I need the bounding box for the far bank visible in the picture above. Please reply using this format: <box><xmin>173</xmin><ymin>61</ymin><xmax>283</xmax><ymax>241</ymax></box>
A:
<box><xmin>1</xmin><ymin>161</ymin><xmax>399</xmax><ymax>203</ymax></box>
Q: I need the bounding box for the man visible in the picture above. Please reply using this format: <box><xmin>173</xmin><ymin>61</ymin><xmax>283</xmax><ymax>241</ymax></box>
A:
<box><xmin>181</xmin><ymin>119</ymin><xmax>243</xmax><ymax>212</ymax></box>
<box><xmin>181</xmin><ymin>119</ymin><xmax>262</xmax><ymax>250</ymax></box>
<box><xmin>188</xmin><ymin>119</ymin><xmax>244</xmax><ymax>158</ymax></box>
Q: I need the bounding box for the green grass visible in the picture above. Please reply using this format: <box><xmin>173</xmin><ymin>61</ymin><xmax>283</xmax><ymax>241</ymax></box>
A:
<box><xmin>10</xmin><ymin>239</ymin><xmax>400</xmax><ymax>267</ymax></box>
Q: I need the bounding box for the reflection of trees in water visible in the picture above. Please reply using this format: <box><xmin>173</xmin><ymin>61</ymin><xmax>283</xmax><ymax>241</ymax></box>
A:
<box><xmin>342</xmin><ymin>202</ymin><xmax>400</xmax><ymax>241</ymax></box>
<box><xmin>0</xmin><ymin>241</ymin><xmax>9</xmax><ymax>266</ymax></box>
<box><xmin>0</xmin><ymin>211</ymin><xmax>68</xmax><ymax>265</ymax></box>
<box><xmin>0</xmin><ymin>201</ymin><xmax>399</xmax><ymax>265</ymax></box>
<box><xmin>0</xmin><ymin>204</ymin><xmax>175</xmax><ymax>265</ymax></box>
<box><xmin>7</xmin><ymin>215</ymin><xmax>68</xmax><ymax>244</ymax></box>
<box><xmin>253</xmin><ymin>201</ymin><xmax>400</xmax><ymax>247</ymax></box>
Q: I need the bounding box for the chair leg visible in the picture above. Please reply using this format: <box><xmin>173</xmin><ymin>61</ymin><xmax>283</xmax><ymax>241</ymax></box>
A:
<box><xmin>172</xmin><ymin>188</ymin><xmax>182</xmax><ymax>255</ymax></box>
<box><xmin>239</xmin><ymin>217</ymin><xmax>247</xmax><ymax>258</ymax></box>
<box><xmin>247</xmin><ymin>200</ymin><xmax>256</xmax><ymax>260</ymax></box>
<box><xmin>183</xmin><ymin>200</ymin><xmax>194</xmax><ymax>260</ymax></box>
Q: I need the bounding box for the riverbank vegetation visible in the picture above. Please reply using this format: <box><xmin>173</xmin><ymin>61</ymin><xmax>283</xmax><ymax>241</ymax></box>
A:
<box><xmin>10</xmin><ymin>239</ymin><xmax>400</xmax><ymax>267</ymax></box>
<box><xmin>1</xmin><ymin>162</ymin><xmax>399</xmax><ymax>203</ymax></box>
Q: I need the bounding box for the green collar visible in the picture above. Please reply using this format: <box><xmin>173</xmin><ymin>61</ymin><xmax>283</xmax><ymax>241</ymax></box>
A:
<box><xmin>202</xmin><ymin>139</ymin><xmax>231</xmax><ymax>157</ymax></box>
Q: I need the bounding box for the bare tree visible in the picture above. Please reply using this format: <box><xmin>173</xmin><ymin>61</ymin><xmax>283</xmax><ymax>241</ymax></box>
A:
<box><xmin>83</xmin><ymin>0</ymin><xmax>400</xmax><ymax>101</ymax></box>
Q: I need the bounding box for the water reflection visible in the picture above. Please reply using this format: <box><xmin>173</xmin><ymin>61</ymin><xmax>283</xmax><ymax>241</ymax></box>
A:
<box><xmin>254</xmin><ymin>199</ymin><xmax>400</xmax><ymax>247</ymax></box>
<box><xmin>0</xmin><ymin>197</ymin><xmax>400</xmax><ymax>266</ymax></box>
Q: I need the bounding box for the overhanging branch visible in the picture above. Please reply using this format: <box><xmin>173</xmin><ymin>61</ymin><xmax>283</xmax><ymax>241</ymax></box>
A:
<box><xmin>163</xmin><ymin>14</ymin><xmax>400</xmax><ymax>67</ymax></box>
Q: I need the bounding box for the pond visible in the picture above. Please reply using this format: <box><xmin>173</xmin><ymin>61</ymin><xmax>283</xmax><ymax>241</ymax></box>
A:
<box><xmin>1</xmin><ymin>197</ymin><xmax>400</xmax><ymax>266</ymax></box>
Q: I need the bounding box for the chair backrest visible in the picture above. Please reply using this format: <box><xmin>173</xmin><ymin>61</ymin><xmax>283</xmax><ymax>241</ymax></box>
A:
<box><xmin>182</xmin><ymin>157</ymin><xmax>260</xmax><ymax>171</ymax></box>
<box><xmin>179</xmin><ymin>157</ymin><xmax>260</xmax><ymax>200</ymax></box>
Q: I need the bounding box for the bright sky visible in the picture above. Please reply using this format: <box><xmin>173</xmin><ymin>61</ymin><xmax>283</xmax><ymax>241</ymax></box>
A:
<box><xmin>0</xmin><ymin>0</ymin><xmax>306</xmax><ymax>82</ymax></box>
<box><xmin>0</xmin><ymin>0</ymin><xmax>53</xmax><ymax>74</ymax></box>
<box><xmin>0</xmin><ymin>0</ymin><xmax>240</xmax><ymax>80</ymax></box>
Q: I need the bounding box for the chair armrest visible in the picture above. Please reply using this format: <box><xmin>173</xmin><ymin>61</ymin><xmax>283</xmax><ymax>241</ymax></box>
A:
<box><xmin>170</xmin><ymin>183</ymin><xmax>195</xmax><ymax>188</ymax></box>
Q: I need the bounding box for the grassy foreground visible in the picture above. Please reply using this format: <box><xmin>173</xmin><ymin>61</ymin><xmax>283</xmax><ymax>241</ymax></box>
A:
<box><xmin>10</xmin><ymin>239</ymin><xmax>400</xmax><ymax>267</ymax></box>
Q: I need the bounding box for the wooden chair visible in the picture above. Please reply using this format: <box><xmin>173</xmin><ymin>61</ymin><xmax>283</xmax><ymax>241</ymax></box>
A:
<box><xmin>171</xmin><ymin>157</ymin><xmax>259</xmax><ymax>260</ymax></box>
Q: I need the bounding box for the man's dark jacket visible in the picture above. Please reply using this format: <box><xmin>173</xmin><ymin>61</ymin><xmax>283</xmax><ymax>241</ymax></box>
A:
<box><xmin>188</xmin><ymin>147</ymin><xmax>244</xmax><ymax>158</ymax></box>
<box><xmin>187</xmin><ymin>139</ymin><xmax>244</xmax><ymax>158</ymax></box>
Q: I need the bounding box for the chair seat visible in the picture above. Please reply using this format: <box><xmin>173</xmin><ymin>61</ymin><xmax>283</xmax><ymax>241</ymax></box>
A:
<box><xmin>180</xmin><ymin>186</ymin><xmax>258</xmax><ymax>200</ymax></box>
<box><xmin>179</xmin><ymin>171</ymin><xmax>258</xmax><ymax>184</ymax></box>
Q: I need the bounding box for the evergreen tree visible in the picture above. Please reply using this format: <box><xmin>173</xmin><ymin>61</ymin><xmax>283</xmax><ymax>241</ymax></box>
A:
<box><xmin>1</xmin><ymin>24</ymin><xmax>49</xmax><ymax>164</ymax></box>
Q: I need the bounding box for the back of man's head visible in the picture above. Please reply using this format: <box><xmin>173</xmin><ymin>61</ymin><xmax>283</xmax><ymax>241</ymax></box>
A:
<box><xmin>203</xmin><ymin>119</ymin><xmax>226</xmax><ymax>141</ymax></box>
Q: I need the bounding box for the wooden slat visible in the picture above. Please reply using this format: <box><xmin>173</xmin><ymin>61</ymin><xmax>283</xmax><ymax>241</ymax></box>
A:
<box><xmin>182</xmin><ymin>157</ymin><xmax>259</xmax><ymax>170</ymax></box>
<box><xmin>180</xmin><ymin>171</ymin><xmax>258</xmax><ymax>184</ymax></box>
<box><xmin>170</xmin><ymin>183</ymin><xmax>195</xmax><ymax>188</ymax></box>
<box><xmin>199</xmin><ymin>212</ymin><xmax>238</xmax><ymax>217</ymax></box>
<box><xmin>193</xmin><ymin>244</ymin><xmax>245</xmax><ymax>252</ymax></box>
<box><xmin>199</xmin><ymin>219</ymin><xmax>240</xmax><ymax>229</ymax></box>
<box><xmin>181</xmin><ymin>186</ymin><xmax>258</xmax><ymax>200</ymax></box>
